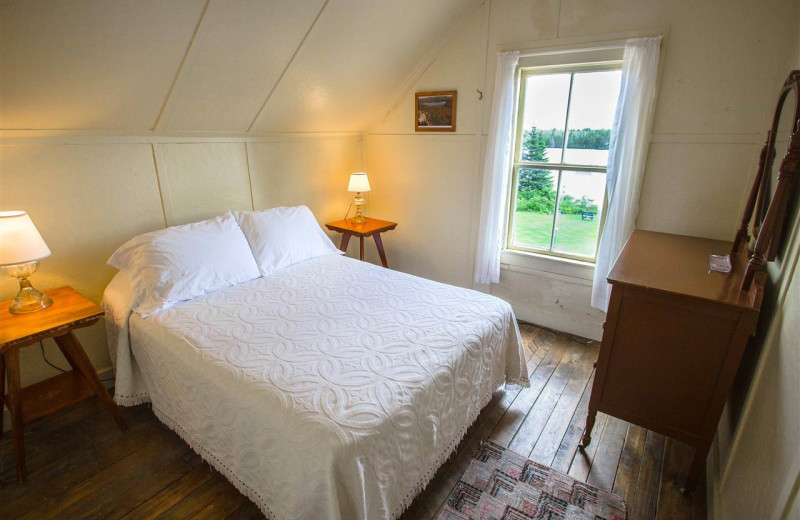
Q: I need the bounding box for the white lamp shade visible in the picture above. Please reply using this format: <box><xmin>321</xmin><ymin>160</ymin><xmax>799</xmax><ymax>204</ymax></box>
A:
<box><xmin>347</xmin><ymin>172</ymin><xmax>371</xmax><ymax>193</ymax></box>
<box><xmin>0</xmin><ymin>211</ymin><xmax>51</xmax><ymax>266</ymax></box>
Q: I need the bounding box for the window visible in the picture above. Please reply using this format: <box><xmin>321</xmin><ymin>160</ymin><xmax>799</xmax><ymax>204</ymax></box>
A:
<box><xmin>507</xmin><ymin>61</ymin><xmax>622</xmax><ymax>262</ymax></box>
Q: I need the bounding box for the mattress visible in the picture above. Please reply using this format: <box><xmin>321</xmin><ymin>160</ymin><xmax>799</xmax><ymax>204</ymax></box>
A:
<box><xmin>104</xmin><ymin>254</ymin><xmax>529</xmax><ymax>520</ymax></box>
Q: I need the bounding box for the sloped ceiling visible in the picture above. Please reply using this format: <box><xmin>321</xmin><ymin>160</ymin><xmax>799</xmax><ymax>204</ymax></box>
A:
<box><xmin>0</xmin><ymin>0</ymin><xmax>472</xmax><ymax>134</ymax></box>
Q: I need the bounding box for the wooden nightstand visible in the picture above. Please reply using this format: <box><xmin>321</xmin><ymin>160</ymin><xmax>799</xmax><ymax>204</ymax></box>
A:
<box><xmin>0</xmin><ymin>286</ymin><xmax>127</xmax><ymax>483</ymax></box>
<box><xmin>325</xmin><ymin>217</ymin><xmax>397</xmax><ymax>267</ymax></box>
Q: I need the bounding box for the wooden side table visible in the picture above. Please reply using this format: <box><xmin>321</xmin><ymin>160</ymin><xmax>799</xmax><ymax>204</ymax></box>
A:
<box><xmin>325</xmin><ymin>217</ymin><xmax>397</xmax><ymax>268</ymax></box>
<box><xmin>0</xmin><ymin>286</ymin><xmax>127</xmax><ymax>483</ymax></box>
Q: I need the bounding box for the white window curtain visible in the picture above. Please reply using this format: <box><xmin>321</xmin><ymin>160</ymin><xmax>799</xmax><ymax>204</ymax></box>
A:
<box><xmin>474</xmin><ymin>50</ymin><xmax>519</xmax><ymax>285</ymax></box>
<box><xmin>591</xmin><ymin>37</ymin><xmax>662</xmax><ymax>310</ymax></box>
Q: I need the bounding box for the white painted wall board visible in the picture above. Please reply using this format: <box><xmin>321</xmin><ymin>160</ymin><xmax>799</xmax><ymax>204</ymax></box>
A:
<box><xmin>636</xmin><ymin>142</ymin><xmax>760</xmax><ymax>240</ymax></box>
<box><xmin>251</xmin><ymin>0</ymin><xmax>471</xmax><ymax>133</ymax></box>
<box><xmin>0</xmin><ymin>143</ymin><xmax>166</xmax><ymax>384</ymax></box>
<box><xmin>159</xmin><ymin>0</ymin><xmax>325</xmax><ymax>132</ymax></box>
<box><xmin>365</xmin><ymin>134</ymin><xmax>479</xmax><ymax>288</ymax></box>
<box><xmin>246</xmin><ymin>136</ymin><xmax>362</xmax><ymax>248</ymax></box>
<box><xmin>154</xmin><ymin>142</ymin><xmax>253</xmax><ymax>226</ymax></box>
<box><xmin>0</xmin><ymin>0</ymin><xmax>208</xmax><ymax>130</ymax></box>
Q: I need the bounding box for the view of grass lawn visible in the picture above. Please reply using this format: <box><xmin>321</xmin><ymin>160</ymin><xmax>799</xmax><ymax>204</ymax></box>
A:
<box><xmin>512</xmin><ymin>211</ymin><xmax>600</xmax><ymax>257</ymax></box>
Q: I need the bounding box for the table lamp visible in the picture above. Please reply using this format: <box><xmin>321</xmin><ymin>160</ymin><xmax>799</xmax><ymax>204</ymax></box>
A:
<box><xmin>0</xmin><ymin>211</ymin><xmax>53</xmax><ymax>314</ymax></box>
<box><xmin>348</xmin><ymin>172</ymin><xmax>371</xmax><ymax>224</ymax></box>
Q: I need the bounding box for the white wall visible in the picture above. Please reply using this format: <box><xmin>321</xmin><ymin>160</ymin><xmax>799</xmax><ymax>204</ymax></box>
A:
<box><xmin>364</xmin><ymin>0</ymin><xmax>800</xmax><ymax>340</ymax></box>
<box><xmin>707</xmin><ymin>190</ymin><xmax>800</xmax><ymax>520</ymax></box>
<box><xmin>706</xmin><ymin>12</ymin><xmax>800</xmax><ymax>519</ymax></box>
<box><xmin>0</xmin><ymin>135</ymin><xmax>361</xmax><ymax>395</ymax></box>
<box><xmin>0</xmin><ymin>0</ymin><xmax>472</xmax><ymax>134</ymax></box>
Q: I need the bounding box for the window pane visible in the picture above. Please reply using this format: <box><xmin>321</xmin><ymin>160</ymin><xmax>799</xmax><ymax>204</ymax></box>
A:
<box><xmin>520</xmin><ymin>73</ymin><xmax>570</xmax><ymax>164</ymax></box>
<box><xmin>512</xmin><ymin>168</ymin><xmax>558</xmax><ymax>250</ymax></box>
<box><xmin>552</xmin><ymin>170</ymin><xmax>606</xmax><ymax>257</ymax></box>
<box><xmin>563</xmin><ymin>70</ymin><xmax>621</xmax><ymax>166</ymax></box>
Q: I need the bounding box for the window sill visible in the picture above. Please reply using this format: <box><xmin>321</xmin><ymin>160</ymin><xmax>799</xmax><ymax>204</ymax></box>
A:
<box><xmin>500</xmin><ymin>249</ymin><xmax>595</xmax><ymax>286</ymax></box>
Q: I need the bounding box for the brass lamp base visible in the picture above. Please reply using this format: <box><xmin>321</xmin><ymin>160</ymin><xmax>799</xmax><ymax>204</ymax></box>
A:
<box><xmin>3</xmin><ymin>261</ymin><xmax>53</xmax><ymax>314</ymax></box>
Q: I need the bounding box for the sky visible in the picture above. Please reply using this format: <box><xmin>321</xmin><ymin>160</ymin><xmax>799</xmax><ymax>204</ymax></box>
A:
<box><xmin>522</xmin><ymin>70</ymin><xmax>622</xmax><ymax>134</ymax></box>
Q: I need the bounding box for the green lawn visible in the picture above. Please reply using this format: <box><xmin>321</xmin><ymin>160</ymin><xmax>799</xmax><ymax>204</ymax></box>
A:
<box><xmin>512</xmin><ymin>211</ymin><xmax>600</xmax><ymax>257</ymax></box>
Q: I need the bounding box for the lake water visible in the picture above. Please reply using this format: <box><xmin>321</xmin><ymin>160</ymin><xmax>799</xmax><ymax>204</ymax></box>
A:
<box><xmin>541</xmin><ymin>148</ymin><xmax>608</xmax><ymax>203</ymax></box>
<box><xmin>544</xmin><ymin>147</ymin><xmax>608</xmax><ymax>166</ymax></box>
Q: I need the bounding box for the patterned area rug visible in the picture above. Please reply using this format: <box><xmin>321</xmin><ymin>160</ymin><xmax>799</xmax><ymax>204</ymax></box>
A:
<box><xmin>437</xmin><ymin>441</ymin><xmax>627</xmax><ymax>520</ymax></box>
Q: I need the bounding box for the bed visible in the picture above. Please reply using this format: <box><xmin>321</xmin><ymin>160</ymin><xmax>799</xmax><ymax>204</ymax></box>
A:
<box><xmin>104</xmin><ymin>210</ymin><xmax>529</xmax><ymax>520</ymax></box>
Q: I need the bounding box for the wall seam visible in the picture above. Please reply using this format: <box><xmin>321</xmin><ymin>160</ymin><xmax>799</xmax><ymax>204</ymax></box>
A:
<box><xmin>247</xmin><ymin>0</ymin><xmax>329</xmax><ymax>133</ymax></box>
<box><xmin>244</xmin><ymin>142</ymin><xmax>255</xmax><ymax>210</ymax></box>
<box><xmin>151</xmin><ymin>0</ymin><xmax>212</xmax><ymax>131</ymax></box>
<box><xmin>468</xmin><ymin>0</ymin><xmax>493</xmax><ymax>290</ymax></box>
<box><xmin>150</xmin><ymin>143</ymin><xmax>169</xmax><ymax>228</ymax></box>
<box><xmin>555</xmin><ymin>0</ymin><xmax>563</xmax><ymax>39</ymax></box>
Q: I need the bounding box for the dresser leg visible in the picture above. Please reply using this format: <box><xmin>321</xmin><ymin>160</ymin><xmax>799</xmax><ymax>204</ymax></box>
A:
<box><xmin>54</xmin><ymin>332</ymin><xmax>128</xmax><ymax>432</ymax></box>
<box><xmin>579</xmin><ymin>408</ymin><xmax>597</xmax><ymax>449</ymax></box>
<box><xmin>5</xmin><ymin>349</ymin><xmax>26</xmax><ymax>483</ymax></box>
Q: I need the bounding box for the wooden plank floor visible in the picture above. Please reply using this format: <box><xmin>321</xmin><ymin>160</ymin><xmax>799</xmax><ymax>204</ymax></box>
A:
<box><xmin>0</xmin><ymin>324</ymin><xmax>706</xmax><ymax>519</ymax></box>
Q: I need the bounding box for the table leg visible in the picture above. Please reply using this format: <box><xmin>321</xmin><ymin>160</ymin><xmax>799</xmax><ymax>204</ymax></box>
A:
<box><xmin>359</xmin><ymin>236</ymin><xmax>365</xmax><ymax>261</ymax></box>
<box><xmin>373</xmin><ymin>233</ymin><xmax>389</xmax><ymax>268</ymax></box>
<box><xmin>5</xmin><ymin>349</ymin><xmax>26</xmax><ymax>483</ymax></box>
<box><xmin>54</xmin><ymin>332</ymin><xmax>128</xmax><ymax>432</ymax></box>
<box><xmin>339</xmin><ymin>233</ymin><xmax>351</xmax><ymax>253</ymax></box>
<box><xmin>0</xmin><ymin>351</ymin><xmax>5</xmax><ymax>438</ymax></box>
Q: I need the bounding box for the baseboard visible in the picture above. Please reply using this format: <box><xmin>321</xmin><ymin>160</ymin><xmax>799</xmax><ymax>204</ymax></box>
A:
<box><xmin>2</xmin><ymin>366</ymin><xmax>115</xmax><ymax>434</ymax></box>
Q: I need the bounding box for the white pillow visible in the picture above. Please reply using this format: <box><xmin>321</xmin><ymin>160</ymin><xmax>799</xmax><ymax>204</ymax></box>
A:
<box><xmin>234</xmin><ymin>205</ymin><xmax>342</xmax><ymax>276</ymax></box>
<box><xmin>108</xmin><ymin>212</ymin><xmax>260</xmax><ymax>317</ymax></box>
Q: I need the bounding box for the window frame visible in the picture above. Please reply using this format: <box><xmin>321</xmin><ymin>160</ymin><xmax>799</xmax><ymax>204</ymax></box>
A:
<box><xmin>506</xmin><ymin>60</ymin><xmax>623</xmax><ymax>263</ymax></box>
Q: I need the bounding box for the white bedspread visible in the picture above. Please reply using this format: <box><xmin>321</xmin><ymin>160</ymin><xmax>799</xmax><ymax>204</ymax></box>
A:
<box><xmin>104</xmin><ymin>254</ymin><xmax>528</xmax><ymax>520</ymax></box>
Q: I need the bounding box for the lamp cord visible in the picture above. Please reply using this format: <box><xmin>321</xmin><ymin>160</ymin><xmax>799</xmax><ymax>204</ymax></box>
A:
<box><xmin>343</xmin><ymin>200</ymin><xmax>354</xmax><ymax>221</ymax></box>
<box><xmin>40</xmin><ymin>341</ymin><xmax>67</xmax><ymax>373</ymax></box>
<box><xmin>39</xmin><ymin>341</ymin><xmax>115</xmax><ymax>382</ymax></box>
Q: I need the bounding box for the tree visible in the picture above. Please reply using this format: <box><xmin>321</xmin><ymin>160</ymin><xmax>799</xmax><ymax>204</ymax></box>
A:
<box><xmin>558</xmin><ymin>194</ymin><xmax>599</xmax><ymax>214</ymax></box>
<box><xmin>566</xmin><ymin>128</ymin><xmax>611</xmax><ymax>150</ymax></box>
<box><xmin>517</xmin><ymin>127</ymin><xmax>557</xmax><ymax>213</ymax></box>
<box><xmin>521</xmin><ymin>126</ymin><xmax>549</xmax><ymax>162</ymax></box>
<box><xmin>515</xmin><ymin>126</ymin><xmax>602</xmax><ymax>215</ymax></box>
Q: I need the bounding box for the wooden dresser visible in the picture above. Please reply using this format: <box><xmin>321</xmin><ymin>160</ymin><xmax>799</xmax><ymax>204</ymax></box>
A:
<box><xmin>580</xmin><ymin>230</ymin><xmax>763</xmax><ymax>491</ymax></box>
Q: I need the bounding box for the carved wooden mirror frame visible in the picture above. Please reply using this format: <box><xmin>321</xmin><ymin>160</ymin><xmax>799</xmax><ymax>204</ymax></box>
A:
<box><xmin>732</xmin><ymin>70</ymin><xmax>800</xmax><ymax>291</ymax></box>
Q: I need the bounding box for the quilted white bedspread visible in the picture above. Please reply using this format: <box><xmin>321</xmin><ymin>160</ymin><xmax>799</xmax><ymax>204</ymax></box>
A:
<box><xmin>105</xmin><ymin>254</ymin><xmax>529</xmax><ymax>520</ymax></box>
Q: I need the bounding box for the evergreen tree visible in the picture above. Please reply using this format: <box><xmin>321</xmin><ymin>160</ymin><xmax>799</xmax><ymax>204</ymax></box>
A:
<box><xmin>518</xmin><ymin>127</ymin><xmax>554</xmax><ymax>194</ymax></box>
<box><xmin>515</xmin><ymin>126</ymin><xmax>602</xmax><ymax>214</ymax></box>
<box><xmin>521</xmin><ymin>126</ymin><xmax>549</xmax><ymax>162</ymax></box>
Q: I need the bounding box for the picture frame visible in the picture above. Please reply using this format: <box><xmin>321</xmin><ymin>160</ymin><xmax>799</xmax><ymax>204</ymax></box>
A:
<box><xmin>415</xmin><ymin>90</ymin><xmax>457</xmax><ymax>132</ymax></box>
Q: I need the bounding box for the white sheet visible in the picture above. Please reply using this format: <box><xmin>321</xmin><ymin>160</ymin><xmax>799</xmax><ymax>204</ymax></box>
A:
<box><xmin>104</xmin><ymin>255</ymin><xmax>529</xmax><ymax>520</ymax></box>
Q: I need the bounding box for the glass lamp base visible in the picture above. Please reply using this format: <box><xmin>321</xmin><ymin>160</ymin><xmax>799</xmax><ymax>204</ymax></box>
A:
<box><xmin>352</xmin><ymin>194</ymin><xmax>366</xmax><ymax>224</ymax></box>
<box><xmin>10</xmin><ymin>287</ymin><xmax>53</xmax><ymax>314</ymax></box>
<box><xmin>3</xmin><ymin>261</ymin><xmax>53</xmax><ymax>314</ymax></box>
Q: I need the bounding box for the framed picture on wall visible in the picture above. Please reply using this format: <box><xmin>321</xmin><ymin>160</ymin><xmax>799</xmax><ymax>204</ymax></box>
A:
<box><xmin>415</xmin><ymin>91</ymin><xmax>457</xmax><ymax>132</ymax></box>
